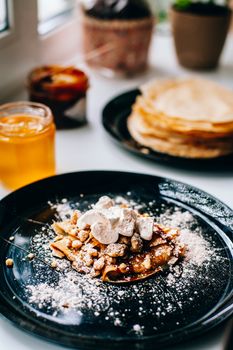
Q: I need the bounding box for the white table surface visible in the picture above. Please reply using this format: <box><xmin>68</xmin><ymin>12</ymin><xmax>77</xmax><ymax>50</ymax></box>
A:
<box><xmin>0</xmin><ymin>33</ymin><xmax>232</xmax><ymax>349</ymax></box>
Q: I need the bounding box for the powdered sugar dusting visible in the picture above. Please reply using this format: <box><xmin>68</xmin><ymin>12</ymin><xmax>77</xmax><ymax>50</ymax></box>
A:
<box><xmin>24</xmin><ymin>196</ymin><xmax>229</xmax><ymax>337</ymax></box>
<box><xmin>158</xmin><ymin>208</ymin><xmax>214</xmax><ymax>266</ymax></box>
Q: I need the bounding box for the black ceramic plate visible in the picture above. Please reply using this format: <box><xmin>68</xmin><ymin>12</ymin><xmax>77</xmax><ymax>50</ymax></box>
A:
<box><xmin>102</xmin><ymin>90</ymin><xmax>233</xmax><ymax>169</ymax></box>
<box><xmin>0</xmin><ymin>171</ymin><xmax>232</xmax><ymax>350</ymax></box>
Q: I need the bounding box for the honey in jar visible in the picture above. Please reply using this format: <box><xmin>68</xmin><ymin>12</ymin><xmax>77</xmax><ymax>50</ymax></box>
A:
<box><xmin>0</xmin><ymin>102</ymin><xmax>56</xmax><ymax>190</ymax></box>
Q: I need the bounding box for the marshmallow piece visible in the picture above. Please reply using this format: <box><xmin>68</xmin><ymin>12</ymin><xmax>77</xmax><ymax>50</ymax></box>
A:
<box><xmin>92</xmin><ymin>222</ymin><xmax>119</xmax><ymax>245</ymax></box>
<box><xmin>137</xmin><ymin>217</ymin><xmax>154</xmax><ymax>240</ymax></box>
<box><xmin>94</xmin><ymin>196</ymin><xmax>114</xmax><ymax>210</ymax></box>
<box><xmin>77</xmin><ymin>210</ymin><xmax>108</xmax><ymax>229</ymax></box>
<box><xmin>104</xmin><ymin>206</ymin><xmax>122</xmax><ymax>226</ymax></box>
<box><xmin>117</xmin><ymin>208</ymin><xmax>136</xmax><ymax>237</ymax></box>
<box><xmin>77</xmin><ymin>209</ymin><xmax>119</xmax><ymax>245</ymax></box>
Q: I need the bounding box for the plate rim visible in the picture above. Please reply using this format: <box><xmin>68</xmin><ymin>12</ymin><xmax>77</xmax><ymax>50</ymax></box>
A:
<box><xmin>0</xmin><ymin>170</ymin><xmax>232</xmax><ymax>348</ymax></box>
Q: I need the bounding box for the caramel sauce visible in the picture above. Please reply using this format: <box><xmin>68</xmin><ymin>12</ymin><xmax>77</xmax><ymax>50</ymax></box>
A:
<box><xmin>105</xmin><ymin>240</ymin><xmax>176</xmax><ymax>282</ymax></box>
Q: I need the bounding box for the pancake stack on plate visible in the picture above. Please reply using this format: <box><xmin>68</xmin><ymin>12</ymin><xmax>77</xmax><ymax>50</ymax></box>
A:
<box><xmin>127</xmin><ymin>78</ymin><xmax>233</xmax><ymax>158</ymax></box>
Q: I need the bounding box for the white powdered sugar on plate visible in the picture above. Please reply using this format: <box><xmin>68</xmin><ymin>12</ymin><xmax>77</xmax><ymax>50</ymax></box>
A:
<box><xmin>158</xmin><ymin>208</ymin><xmax>214</xmax><ymax>266</ymax></box>
<box><xmin>25</xmin><ymin>196</ymin><xmax>227</xmax><ymax>336</ymax></box>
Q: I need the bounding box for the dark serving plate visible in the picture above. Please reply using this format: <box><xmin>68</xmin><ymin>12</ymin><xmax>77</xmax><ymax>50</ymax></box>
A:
<box><xmin>0</xmin><ymin>171</ymin><xmax>232</xmax><ymax>349</ymax></box>
<box><xmin>102</xmin><ymin>89</ymin><xmax>233</xmax><ymax>170</ymax></box>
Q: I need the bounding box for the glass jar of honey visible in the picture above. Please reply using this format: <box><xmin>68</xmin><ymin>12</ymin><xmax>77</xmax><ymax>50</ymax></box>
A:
<box><xmin>0</xmin><ymin>102</ymin><xmax>56</xmax><ymax>190</ymax></box>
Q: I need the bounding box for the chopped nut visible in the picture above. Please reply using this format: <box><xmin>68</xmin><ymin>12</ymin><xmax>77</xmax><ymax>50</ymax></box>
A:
<box><xmin>70</xmin><ymin>210</ymin><xmax>79</xmax><ymax>225</ymax></box>
<box><xmin>149</xmin><ymin>236</ymin><xmax>166</xmax><ymax>247</ymax></box>
<box><xmin>120</xmin><ymin>204</ymin><xmax>128</xmax><ymax>208</ymax></box>
<box><xmin>78</xmin><ymin>229</ymin><xmax>89</xmax><ymax>242</ymax></box>
<box><xmin>27</xmin><ymin>253</ymin><xmax>35</xmax><ymax>260</ymax></box>
<box><xmin>66</xmin><ymin>252</ymin><xmax>76</xmax><ymax>262</ymax></box>
<box><xmin>118</xmin><ymin>236</ymin><xmax>131</xmax><ymax>245</ymax></box>
<box><xmin>173</xmin><ymin>243</ymin><xmax>185</xmax><ymax>257</ymax></box>
<box><xmin>62</xmin><ymin>238</ymin><xmax>72</xmax><ymax>248</ymax></box>
<box><xmin>51</xmin><ymin>247</ymin><xmax>65</xmax><ymax>258</ymax></box>
<box><xmin>83</xmin><ymin>243</ymin><xmax>98</xmax><ymax>257</ymax></box>
<box><xmin>72</xmin><ymin>240</ymin><xmax>82</xmax><ymax>249</ymax></box>
<box><xmin>51</xmin><ymin>260</ymin><xmax>58</xmax><ymax>268</ymax></box>
<box><xmin>164</xmin><ymin>228</ymin><xmax>179</xmax><ymax>240</ymax></box>
<box><xmin>133</xmin><ymin>263</ymin><xmax>142</xmax><ymax>273</ymax></box>
<box><xmin>5</xmin><ymin>258</ymin><xmax>14</xmax><ymax>267</ymax></box>
<box><xmin>168</xmin><ymin>256</ymin><xmax>178</xmax><ymax>266</ymax></box>
<box><xmin>141</xmin><ymin>147</ymin><xmax>149</xmax><ymax>155</ymax></box>
<box><xmin>52</xmin><ymin>222</ymin><xmax>65</xmax><ymax>235</ymax></box>
<box><xmin>105</xmin><ymin>243</ymin><xmax>127</xmax><ymax>257</ymax></box>
<box><xmin>153</xmin><ymin>224</ymin><xmax>164</xmax><ymax>234</ymax></box>
<box><xmin>93</xmin><ymin>257</ymin><xmax>105</xmax><ymax>271</ymax></box>
<box><xmin>52</xmin><ymin>221</ymin><xmax>78</xmax><ymax>237</ymax></box>
<box><xmin>72</xmin><ymin>259</ymin><xmax>90</xmax><ymax>273</ymax></box>
<box><xmin>119</xmin><ymin>263</ymin><xmax>127</xmax><ymax>273</ymax></box>
<box><xmin>48</xmin><ymin>195</ymin><xmax>185</xmax><ymax>281</ymax></box>
<box><xmin>83</xmin><ymin>255</ymin><xmax>94</xmax><ymax>267</ymax></box>
<box><xmin>143</xmin><ymin>255</ymin><xmax>152</xmax><ymax>270</ymax></box>
<box><xmin>130</xmin><ymin>233</ymin><xmax>143</xmax><ymax>253</ymax></box>
<box><xmin>62</xmin><ymin>303</ymin><xmax>69</xmax><ymax>308</ymax></box>
<box><xmin>105</xmin><ymin>255</ymin><xmax>117</xmax><ymax>264</ymax></box>
<box><xmin>90</xmin><ymin>268</ymin><xmax>101</xmax><ymax>277</ymax></box>
<box><xmin>54</xmin><ymin>235</ymin><xmax>64</xmax><ymax>242</ymax></box>
<box><xmin>50</xmin><ymin>238</ymin><xmax>75</xmax><ymax>260</ymax></box>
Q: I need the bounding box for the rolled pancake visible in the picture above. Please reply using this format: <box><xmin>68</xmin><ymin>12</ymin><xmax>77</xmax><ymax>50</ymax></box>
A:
<box><xmin>128</xmin><ymin>113</ymin><xmax>233</xmax><ymax>159</ymax></box>
<box><xmin>129</xmin><ymin>111</ymin><xmax>233</xmax><ymax>147</ymax></box>
<box><xmin>135</xmin><ymin>97</ymin><xmax>233</xmax><ymax>134</ymax></box>
<box><xmin>141</xmin><ymin>78</ymin><xmax>233</xmax><ymax>123</ymax></box>
<box><xmin>127</xmin><ymin>77</ymin><xmax>233</xmax><ymax>159</ymax></box>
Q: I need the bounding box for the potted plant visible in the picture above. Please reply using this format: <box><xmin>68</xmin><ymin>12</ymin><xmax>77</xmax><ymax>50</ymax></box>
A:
<box><xmin>171</xmin><ymin>0</ymin><xmax>232</xmax><ymax>69</ymax></box>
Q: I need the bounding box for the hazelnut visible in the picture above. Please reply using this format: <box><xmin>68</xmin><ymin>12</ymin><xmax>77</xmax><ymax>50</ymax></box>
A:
<box><xmin>143</xmin><ymin>255</ymin><xmax>152</xmax><ymax>270</ymax></box>
<box><xmin>51</xmin><ymin>260</ymin><xmax>58</xmax><ymax>268</ymax></box>
<box><xmin>105</xmin><ymin>243</ymin><xmax>127</xmax><ymax>257</ymax></box>
<box><xmin>93</xmin><ymin>257</ymin><xmax>105</xmax><ymax>271</ymax></box>
<box><xmin>119</xmin><ymin>263</ymin><xmax>127</xmax><ymax>273</ymax></box>
<box><xmin>27</xmin><ymin>253</ymin><xmax>35</xmax><ymax>260</ymax></box>
<box><xmin>78</xmin><ymin>230</ymin><xmax>89</xmax><ymax>242</ymax></box>
<box><xmin>130</xmin><ymin>233</ymin><xmax>143</xmax><ymax>253</ymax></box>
<box><xmin>5</xmin><ymin>258</ymin><xmax>14</xmax><ymax>268</ymax></box>
<box><xmin>72</xmin><ymin>240</ymin><xmax>82</xmax><ymax>249</ymax></box>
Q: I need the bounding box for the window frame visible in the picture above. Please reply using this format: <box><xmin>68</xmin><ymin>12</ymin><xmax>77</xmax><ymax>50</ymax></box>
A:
<box><xmin>0</xmin><ymin>0</ymin><xmax>9</xmax><ymax>32</ymax></box>
<box><xmin>0</xmin><ymin>0</ymin><xmax>16</xmax><ymax>48</ymax></box>
<box><xmin>38</xmin><ymin>0</ymin><xmax>76</xmax><ymax>35</ymax></box>
<box><xmin>0</xmin><ymin>0</ymin><xmax>81</xmax><ymax>102</ymax></box>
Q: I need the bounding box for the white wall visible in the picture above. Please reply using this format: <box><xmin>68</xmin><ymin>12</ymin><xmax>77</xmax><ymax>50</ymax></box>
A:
<box><xmin>0</xmin><ymin>0</ymin><xmax>81</xmax><ymax>103</ymax></box>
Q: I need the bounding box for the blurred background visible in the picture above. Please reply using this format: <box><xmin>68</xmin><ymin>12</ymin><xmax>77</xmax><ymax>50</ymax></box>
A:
<box><xmin>0</xmin><ymin>3</ymin><xmax>232</xmax><ymax>348</ymax></box>
<box><xmin>1</xmin><ymin>0</ymin><xmax>232</xmax><ymax>102</ymax></box>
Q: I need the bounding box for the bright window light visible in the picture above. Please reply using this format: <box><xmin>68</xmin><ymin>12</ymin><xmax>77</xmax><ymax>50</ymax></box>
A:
<box><xmin>0</xmin><ymin>0</ymin><xmax>8</xmax><ymax>32</ymax></box>
<box><xmin>38</xmin><ymin>0</ymin><xmax>75</xmax><ymax>35</ymax></box>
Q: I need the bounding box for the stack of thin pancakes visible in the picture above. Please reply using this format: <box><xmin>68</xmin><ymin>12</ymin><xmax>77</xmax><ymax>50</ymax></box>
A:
<box><xmin>127</xmin><ymin>78</ymin><xmax>233</xmax><ymax>158</ymax></box>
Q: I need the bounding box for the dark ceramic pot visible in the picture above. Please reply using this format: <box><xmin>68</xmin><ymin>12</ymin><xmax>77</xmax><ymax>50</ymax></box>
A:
<box><xmin>171</xmin><ymin>5</ymin><xmax>232</xmax><ymax>70</ymax></box>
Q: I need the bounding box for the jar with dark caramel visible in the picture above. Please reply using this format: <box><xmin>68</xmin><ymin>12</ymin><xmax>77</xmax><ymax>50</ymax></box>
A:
<box><xmin>28</xmin><ymin>66</ymin><xmax>89</xmax><ymax>129</ymax></box>
<box><xmin>81</xmin><ymin>0</ymin><xmax>154</xmax><ymax>77</ymax></box>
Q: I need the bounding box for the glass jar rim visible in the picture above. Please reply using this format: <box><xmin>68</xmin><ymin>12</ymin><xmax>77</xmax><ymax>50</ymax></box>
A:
<box><xmin>0</xmin><ymin>101</ymin><xmax>53</xmax><ymax>130</ymax></box>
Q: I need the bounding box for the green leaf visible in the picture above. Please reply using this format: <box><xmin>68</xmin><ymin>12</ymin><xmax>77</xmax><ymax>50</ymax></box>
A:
<box><xmin>174</xmin><ymin>0</ymin><xmax>229</xmax><ymax>9</ymax></box>
<box><xmin>174</xmin><ymin>0</ymin><xmax>191</xmax><ymax>9</ymax></box>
